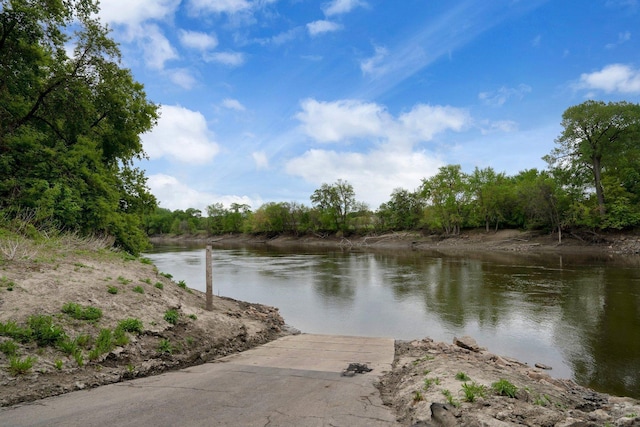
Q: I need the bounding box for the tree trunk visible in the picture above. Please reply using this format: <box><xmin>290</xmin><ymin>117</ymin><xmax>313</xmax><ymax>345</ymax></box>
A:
<box><xmin>592</xmin><ymin>156</ymin><xmax>606</xmax><ymax>217</ymax></box>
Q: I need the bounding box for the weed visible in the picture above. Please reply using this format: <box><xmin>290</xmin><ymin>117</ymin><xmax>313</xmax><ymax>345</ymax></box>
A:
<box><xmin>75</xmin><ymin>334</ymin><xmax>92</xmax><ymax>349</ymax></box>
<box><xmin>424</xmin><ymin>377</ymin><xmax>441</xmax><ymax>390</ymax></box>
<box><xmin>141</xmin><ymin>278</ymin><xmax>151</xmax><ymax>284</ymax></box>
<box><xmin>54</xmin><ymin>359</ymin><xmax>63</xmax><ymax>370</ymax></box>
<box><xmin>154</xmin><ymin>282</ymin><xmax>164</xmax><ymax>290</ymax></box>
<box><xmin>442</xmin><ymin>389</ymin><xmax>461</xmax><ymax>408</ymax></box>
<box><xmin>8</xmin><ymin>356</ymin><xmax>36</xmax><ymax>375</ymax></box>
<box><xmin>186</xmin><ymin>337</ymin><xmax>194</xmax><ymax>346</ymax></box>
<box><xmin>113</xmin><ymin>328</ymin><xmax>129</xmax><ymax>346</ymax></box>
<box><xmin>56</xmin><ymin>337</ymin><xmax>79</xmax><ymax>355</ymax></box>
<box><xmin>413</xmin><ymin>390</ymin><xmax>424</xmax><ymax>403</ymax></box>
<box><xmin>1</xmin><ymin>276</ymin><xmax>15</xmax><ymax>291</ymax></box>
<box><xmin>126</xmin><ymin>364</ymin><xmax>135</xmax><ymax>373</ymax></box>
<box><xmin>158</xmin><ymin>338</ymin><xmax>173</xmax><ymax>354</ymax></box>
<box><xmin>455</xmin><ymin>372</ymin><xmax>471</xmax><ymax>381</ymax></box>
<box><xmin>627</xmin><ymin>413</ymin><xmax>639</xmax><ymax>419</ymax></box>
<box><xmin>160</xmin><ymin>272</ymin><xmax>173</xmax><ymax>279</ymax></box>
<box><xmin>188</xmin><ymin>314</ymin><xmax>197</xmax><ymax>320</ymax></box>
<box><xmin>460</xmin><ymin>382</ymin><xmax>487</xmax><ymax>402</ymax></box>
<box><xmin>0</xmin><ymin>320</ymin><xmax>32</xmax><ymax>343</ymax></box>
<box><xmin>117</xmin><ymin>318</ymin><xmax>143</xmax><ymax>333</ymax></box>
<box><xmin>492</xmin><ymin>379</ymin><xmax>518</xmax><ymax>398</ymax></box>
<box><xmin>89</xmin><ymin>329</ymin><xmax>113</xmax><ymax>360</ymax></box>
<box><xmin>164</xmin><ymin>309</ymin><xmax>179</xmax><ymax>325</ymax></box>
<box><xmin>177</xmin><ymin>280</ymin><xmax>187</xmax><ymax>290</ymax></box>
<box><xmin>28</xmin><ymin>315</ymin><xmax>65</xmax><ymax>346</ymax></box>
<box><xmin>117</xmin><ymin>276</ymin><xmax>131</xmax><ymax>285</ymax></box>
<box><xmin>132</xmin><ymin>286</ymin><xmax>144</xmax><ymax>294</ymax></box>
<box><xmin>61</xmin><ymin>302</ymin><xmax>103</xmax><ymax>321</ymax></box>
<box><xmin>74</xmin><ymin>351</ymin><xmax>84</xmax><ymax>367</ymax></box>
<box><xmin>0</xmin><ymin>339</ymin><xmax>19</xmax><ymax>356</ymax></box>
<box><xmin>107</xmin><ymin>286</ymin><xmax>118</xmax><ymax>294</ymax></box>
<box><xmin>139</xmin><ymin>257</ymin><xmax>153</xmax><ymax>265</ymax></box>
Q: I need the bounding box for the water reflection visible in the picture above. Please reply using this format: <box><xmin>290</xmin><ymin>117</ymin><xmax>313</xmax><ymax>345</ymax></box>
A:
<box><xmin>145</xmin><ymin>244</ymin><xmax>640</xmax><ymax>398</ymax></box>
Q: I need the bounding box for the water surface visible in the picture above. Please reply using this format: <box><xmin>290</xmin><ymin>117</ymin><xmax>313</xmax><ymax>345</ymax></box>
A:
<box><xmin>145</xmin><ymin>243</ymin><xmax>640</xmax><ymax>399</ymax></box>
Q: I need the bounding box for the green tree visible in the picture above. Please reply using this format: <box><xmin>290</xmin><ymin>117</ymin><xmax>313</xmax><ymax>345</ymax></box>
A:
<box><xmin>377</xmin><ymin>188</ymin><xmax>424</xmax><ymax>231</ymax></box>
<box><xmin>0</xmin><ymin>0</ymin><xmax>158</xmax><ymax>253</ymax></box>
<box><xmin>310</xmin><ymin>179</ymin><xmax>357</xmax><ymax>233</ymax></box>
<box><xmin>544</xmin><ymin>100</ymin><xmax>640</xmax><ymax>220</ymax></box>
<box><xmin>420</xmin><ymin>165</ymin><xmax>470</xmax><ymax>235</ymax></box>
<box><xmin>468</xmin><ymin>167</ymin><xmax>511</xmax><ymax>232</ymax></box>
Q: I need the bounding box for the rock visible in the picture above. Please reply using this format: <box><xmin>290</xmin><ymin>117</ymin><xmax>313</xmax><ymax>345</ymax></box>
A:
<box><xmin>535</xmin><ymin>362</ymin><xmax>553</xmax><ymax>370</ymax></box>
<box><xmin>430</xmin><ymin>403</ymin><xmax>457</xmax><ymax>427</ymax></box>
<box><xmin>453</xmin><ymin>336</ymin><xmax>480</xmax><ymax>352</ymax></box>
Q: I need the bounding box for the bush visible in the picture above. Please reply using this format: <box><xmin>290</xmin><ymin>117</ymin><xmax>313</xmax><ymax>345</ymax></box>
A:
<box><xmin>117</xmin><ymin>318</ymin><xmax>143</xmax><ymax>333</ymax></box>
<box><xmin>107</xmin><ymin>286</ymin><xmax>118</xmax><ymax>294</ymax></box>
<box><xmin>8</xmin><ymin>356</ymin><xmax>36</xmax><ymax>375</ymax></box>
<box><xmin>164</xmin><ymin>309</ymin><xmax>179</xmax><ymax>325</ymax></box>
<box><xmin>492</xmin><ymin>379</ymin><xmax>518</xmax><ymax>398</ymax></box>
<box><xmin>132</xmin><ymin>286</ymin><xmax>144</xmax><ymax>294</ymax></box>
<box><xmin>0</xmin><ymin>339</ymin><xmax>19</xmax><ymax>356</ymax></box>
<box><xmin>461</xmin><ymin>382</ymin><xmax>487</xmax><ymax>402</ymax></box>
<box><xmin>154</xmin><ymin>282</ymin><xmax>164</xmax><ymax>290</ymax></box>
<box><xmin>28</xmin><ymin>315</ymin><xmax>65</xmax><ymax>346</ymax></box>
<box><xmin>62</xmin><ymin>302</ymin><xmax>103</xmax><ymax>321</ymax></box>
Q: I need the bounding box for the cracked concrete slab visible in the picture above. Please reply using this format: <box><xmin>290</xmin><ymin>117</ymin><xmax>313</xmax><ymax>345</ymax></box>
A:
<box><xmin>0</xmin><ymin>334</ymin><xmax>400</xmax><ymax>426</ymax></box>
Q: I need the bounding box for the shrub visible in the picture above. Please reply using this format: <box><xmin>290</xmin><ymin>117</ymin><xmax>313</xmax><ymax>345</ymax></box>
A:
<box><xmin>177</xmin><ymin>280</ymin><xmax>187</xmax><ymax>290</ymax></box>
<box><xmin>28</xmin><ymin>315</ymin><xmax>65</xmax><ymax>346</ymax></box>
<box><xmin>8</xmin><ymin>356</ymin><xmax>36</xmax><ymax>375</ymax></box>
<box><xmin>154</xmin><ymin>282</ymin><xmax>164</xmax><ymax>290</ymax></box>
<box><xmin>164</xmin><ymin>309</ymin><xmax>179</xmax><ymax>325</ymax></box>
<box><xmin>132</xmin><ymin>286</ymin><xmax>144</xmax><ymax>294</ymax></box>
<box><xmin>107</xmin><ymin>286</ymin><xmax>118</xmax><ymax>294</ymax></box>
<box><xmin>158</xmin><ymin>338</ymin><xmax>173</xmax><ymax>354</ymax></box>
<box><xmin>461</xmin><ymin>382</ymin><xmax>487</xmax><ymax>402</ymax></box>
<box><xmin>117</xmin><ymin>318</ymin><xmax>143</xmax><ymax>333</ymax></box>
<box><xmin>160</xmin><ymin>272</ymin><xmax>172</xmax><ymax>279</ymax></box>
<box><xmin>62</xmin><ymin>302</ymin><xmax>103</xmax><ymax>321</ymax></box>
<box><xmin>0</xmin><ymin>339</ymin><xmax>19</xmax><ymax>356</ymax></box>
<box><xmin>492</xmin><ymin>379</ymin><xmax>518</xmax><ymax>398</ymax></box>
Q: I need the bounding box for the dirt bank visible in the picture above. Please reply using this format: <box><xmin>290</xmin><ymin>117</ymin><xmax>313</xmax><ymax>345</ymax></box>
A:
<box><xmin>0</xmin><ymin>235</ymin><xmax>285</xmax><ymax>407</ymax></box>
<box><xmin>153</xmin><ymin>228</ymin><xmax>640</xmax><ymax>255</ymax></box>
<box><xmin>378</xmin><ymin>337</ymin><xmax>640</xmax><ymax>426</ymax></box>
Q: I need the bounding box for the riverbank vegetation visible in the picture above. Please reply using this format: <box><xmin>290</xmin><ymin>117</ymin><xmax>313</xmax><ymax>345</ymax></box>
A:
<box><xmin>144</xmin><ymin>100</ymin><xmax>640</xmax><ymax>243</ymax></box>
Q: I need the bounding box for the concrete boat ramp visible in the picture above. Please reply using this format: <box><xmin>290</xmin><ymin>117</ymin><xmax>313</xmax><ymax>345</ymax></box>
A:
<box><xmin>1</xmin><ymin>334</ymin><xmax>400</xmax><ymax>426</ymax></box>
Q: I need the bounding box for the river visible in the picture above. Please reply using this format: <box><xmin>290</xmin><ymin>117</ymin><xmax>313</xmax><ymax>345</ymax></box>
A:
<box><xmin>144</xmin><ymin>243</ymin><xmax>640</xmax><ymax>399</ymax></box>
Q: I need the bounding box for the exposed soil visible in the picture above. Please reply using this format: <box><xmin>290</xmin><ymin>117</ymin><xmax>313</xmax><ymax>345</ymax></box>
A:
<box><xmin>377</xmin><ymin>337</ymin><xmax>640</xmax><ymax>426</ymax></box>
<box><xmin>0</xmin><ymin>235</ymin><xmax>285</xmax><ymax>407</ymax></box>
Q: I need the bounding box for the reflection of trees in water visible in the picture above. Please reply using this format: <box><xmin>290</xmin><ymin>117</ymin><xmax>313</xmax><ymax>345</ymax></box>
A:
<box><xmin>312</xmin><ymin>254</ymin><xmax>357</xmax><ymax>304</ymax></box>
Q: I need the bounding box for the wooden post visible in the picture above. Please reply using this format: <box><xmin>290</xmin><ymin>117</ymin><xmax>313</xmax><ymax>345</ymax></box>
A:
<box><xmin>205</xmin><ymin>245</ymin><xmax>213</xmax><ymax>311</ymax></box>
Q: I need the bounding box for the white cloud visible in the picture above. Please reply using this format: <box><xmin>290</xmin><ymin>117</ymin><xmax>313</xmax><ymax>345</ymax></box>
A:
<box><xmin>204</xmin><ymin>51</ymin><xmax>246</xmax><ymax>66</ymax></box>
<box><xmin>252</xmin><ymin>151</ymin><xmax>269</xmax><ymax>170</ymax></box>
<box><xmin>605</xmin><ymin>30</ymin><xmax>631</xmax><ymax>49</ymax></box>
<box><xmin>147</xmin><ymin>174</ymin><xmax>257</xmax><ymax>212</ymax></box>
<box><xmin>178</xmin><ymin>30</ymin><xmax>219</xmax><ymax>51</ymax></box>
<box><xmin>295</xmin><ymin>99</ymin><xmax>470</xmax><ymax>145</ymax></box>
<box><xmin>296</xmin><ymin>99</ymin><xmax>391</xmax><ymax>143</ymax></box>
<box><xmin>286</xmin><ymin>148</ymin><xmax>442</xmax><ymax>208</ymax></box>
<box><xmin>323</xmin><ymin>0</ymin><xmax>366</xmax><ymax>16</ymax></box>
<box><xmin>531</xmin><ymin>34</ymin><xmax>542</xmax><ymax>47</ymax></box>
<box><xmin>360</xmin><ymin>45</ymin><xmax>389</xmax><ymax>76</ymax></box>
<box><xmin>142</xmin><ymin>105</ymin><xmax>220</xmax><ymax>163</ymax></box>
<box><xmin>188</xmin><ymin>0</ymin><xmax>252</xmax><ymax>14</ymax></box>
<box><xmin>167</xmin><ymin>69</ymin><xmax>198</xmax><ymax>90</ymax></box>
<box><xmin>478</xmin><ymin>84</ymin><xmax>532</xmax><ymax>106</ymax></box>
<box><xmin>307</xmin><ymin>20</ymin><xmax>342</xmax><ymax>36</ymax></box>
<box><xmin>96</xmin><ymin>0</ymin><xmax>179</xmax><ymax>27</ymax></box>
<box><xmin>577</xmin><ymin>64</ymin><xmax>640</xmax><ymax>94</ymax></box>
<box><xmin>479</xmin><ymin>120</ymin><xmax>519</xmax><ymax>135</ymax></box>
<box><xmin>222</xmin><ymin>98</ymin><xmax>246</xmax><ymax>111</ymax></box>
<box><xmin>142</xmin><ymin>24</ymin><xmax>178</xmax><ymax>70</ymax></box>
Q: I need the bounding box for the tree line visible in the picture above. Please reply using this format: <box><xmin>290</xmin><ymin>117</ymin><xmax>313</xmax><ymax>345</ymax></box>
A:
<box><xmin>144</xmin><ymin>99</ymin><xmax>640</xmax><ymax>243</ymax></box>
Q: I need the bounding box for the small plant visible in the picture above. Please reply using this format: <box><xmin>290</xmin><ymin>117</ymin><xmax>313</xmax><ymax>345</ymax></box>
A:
<box><xmin>56</xmin><ymin>337</ymin><xmax>79</xmax><ymax>355</ymax></box>
<box><xmin>160</xmin><ymin>272</ymin><xmax>173</xmax><ymax>279</ymax></box>
<box><xmin>177</xmin><ymin>280</ymin><xmax>187</xmax><ymax>290</ymax></box>
<box><xmin>28</xmin><ymin>315</ymin><xmax>65</xmax><ymax>346</ymax></box>
<box><xmin>74</xmin><ymin>351</ymin><xmax>84</xmax><ymax>367</ymax></box>
<box><xmin>158</xmin><ymin>338</ymin><xmax>173</xmax><ymax>354</ymax></box>
<box><xmin>54</xmin><ymin>359</ymin><xmax>64</xmax><ymax>370</ymax></box>
<box><xmin>141</xmin><ymin>278</ymin><xmax>152</xmax><ymax>284</ymax></box>
<box><xmin>75</xmin><ymin>334</ymin><xmax>92</xmax><ymax>349</ymax></box>
<box><xmin>424</xmin><ymin>376</ymin><xmax>441</xmax><ymax>390</ymax></box>
<box><xmin>117</xmin><ymin>276</ymin><xmax>132</xmax><ymax>285</ymax></box>
<box><xmin>154</xmin><ymin>282</ymin><xmax>164</xmax><ymax>290</ymax></box>
<box><xmin>627</xmin><ymin>413</ymin><xmax>639</xmax><ymax>419</ymax></box>
<box><xmin>62</xmin><ymin>302</ymin><xmax>103</xmax><ymax>321</ymax></box>
<box><xmin>164</xmin><ymin>309</ymin><xmax>179</xmax><ymax>325</ymax></box>
<box><xmin>492</xmin><ymin>379</ymin><xmax>518</xmax><ymax>398</ymax></box>
<box><xmin>412</xmin><ymin>390</ymin><xmax>424</xmax><ymax>403</ymax></box>
<box><xmin>139</xmin><ymin>257</ymin><xmax>153</xmax><ymax>265</ymax></box>
<box><xmin>442</xmin><ymin>389</ymin><xmax>460</xmax><ymax>408</ymax></box>
<box><xmin>0</xmin><ymin>320</ymin><xmax>32</xmax><ymax>343</ymax></box>
<box><xmin>0</xmin><ymin>339</ymin><xmax>19</xmax><ymax>356</ymax></box>
<box><xmin>117</xmin><ymin>318</ymin><xmax>143</xmax><ymax>333</ymax></box>
<box><xmin>89</xmin><ymin>329</ymin><xmax>114</xmax><ymax>360</ymax></box>
<box><xmin>107</xmin><ymin>286</ymin><xmax>118</xmax><ymax>295</ymax></box>
<box><xmin>455</xmin><ymin>372</ymin><xmax>470</xmax><ymax>381</ymax></box>
<box><xmin>1</xmin><ymin>276</ymin><xmax>15</xmax><ymax>291</ymax></box>
<box><xmin>113</xmin><ymin>328</ymin><xmax>129</xmax><ymax>346</ymax></box>
<box><xmin>8</xmin><ymin>356</ymin><xmax>36</xmax><ymax>375</ymax></box>
<box><xmin>188</xmin><ymin>314</ymin><xmax>197</xmax><ymax>320</ymax></box>
<box><xmin>186</xmin><ymin>337</ymin><xmax>194</xmax><ymax>346</ymax></box>
<box><xmin>126</xmin><ymin>364</ymin><xmax>135</xmax><ymax>373</ymax></box>
<box><xmin>460</xmin><ymin>382</ymin><xmax>487</xmax><ymax>402</ymax></box>
<box><xmin>132</xmin><ymin>286</ymin><xmax>145</xmax><ymax>294</ymax></box>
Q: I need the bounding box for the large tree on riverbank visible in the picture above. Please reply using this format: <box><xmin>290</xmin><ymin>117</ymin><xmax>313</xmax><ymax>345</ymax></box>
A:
<box><xmin>0</xmin><ymin>0</ymin><xmax>158</xmax><ymax>253</ymax></box>
<box><xmin>544</xmin><ymin>100</ymin><xmax>640</xmax><ymax>225</ymax></box>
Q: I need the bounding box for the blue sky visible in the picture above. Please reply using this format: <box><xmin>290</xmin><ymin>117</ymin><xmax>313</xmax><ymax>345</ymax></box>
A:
<box><xmin>95</xmin><ymin>0</ymin><xmax>640</xmax><ymax>213</ymax></box>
